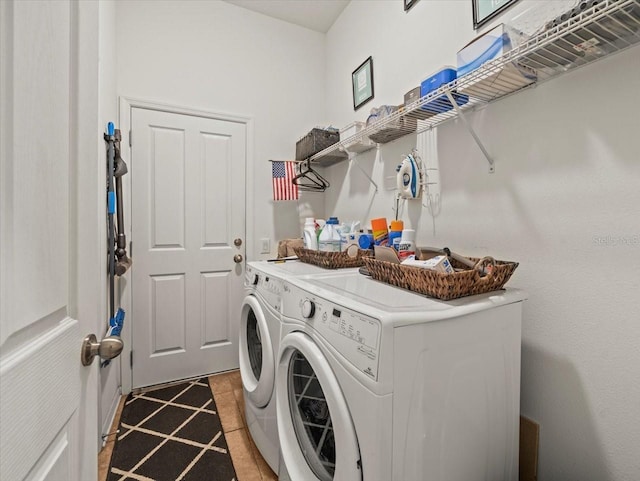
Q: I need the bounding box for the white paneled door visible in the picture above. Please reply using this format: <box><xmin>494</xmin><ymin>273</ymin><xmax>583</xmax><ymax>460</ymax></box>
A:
<box><xmin>1</xmin><ymin>1</ymin><xmax>99</xmax><ymax>480</ymax></box>
<box><xmin>131</xmin><ymin>108</ymin><xmax>246</xmax><ymax>389</ymax></box>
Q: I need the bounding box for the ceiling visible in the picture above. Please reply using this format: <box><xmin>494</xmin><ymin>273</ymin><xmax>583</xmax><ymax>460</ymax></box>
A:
<box><xmin>223</xmin><ymin>0</ymin><xmax>350</xmax><ymax>33</ymax></box>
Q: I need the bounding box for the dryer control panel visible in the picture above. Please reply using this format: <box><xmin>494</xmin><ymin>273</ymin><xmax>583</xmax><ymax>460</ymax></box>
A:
<box><xmin>260</xmin><ymin>276</ymin><xmax>284</xmax><ymax>312</ymax></box>
<box><xmin>283</xmin><ymin>284</ymin><xmax>381</xmax><ymax>381</ymax></box>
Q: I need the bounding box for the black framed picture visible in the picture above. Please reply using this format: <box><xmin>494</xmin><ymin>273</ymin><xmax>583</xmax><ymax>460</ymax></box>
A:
<box><xmin>473</xmin><ymin>0</ymin><xmax>518</xmax><ymax>29</ymax></box>
<box><xmin>404</xmin><ymin>0</ymin><xmax>419</xmax><ymax>12</ymax></box>
<box><xmin>352</xmin><ymin>56</ymin><xmax>374</xmax><ymax>111</ymax></box>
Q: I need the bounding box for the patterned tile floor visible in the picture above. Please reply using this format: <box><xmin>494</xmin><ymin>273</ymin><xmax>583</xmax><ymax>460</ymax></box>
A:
<box><xmin>99</xmin><ymin>370</ymin><xmax>277</xmax><ymax>481</ymax></box>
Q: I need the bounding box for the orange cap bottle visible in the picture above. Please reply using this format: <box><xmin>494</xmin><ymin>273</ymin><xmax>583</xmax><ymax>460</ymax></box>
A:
<box><xmin>389</xmin><ymin>220</ymin><xmax>404</xmax><ymax>250</ymax></box>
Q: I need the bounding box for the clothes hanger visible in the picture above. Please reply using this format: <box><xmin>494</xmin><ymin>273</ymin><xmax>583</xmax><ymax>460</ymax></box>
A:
<box><xmin>293</xmin><ymin>159</ymin><xmax>330</xmax><ymax>192</ymax></box>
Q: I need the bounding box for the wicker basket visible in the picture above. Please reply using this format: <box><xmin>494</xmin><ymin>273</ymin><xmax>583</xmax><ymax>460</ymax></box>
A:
<box><xmin>294</xmin><ymin>247</ymin><xmax>372</xmax><ymax>269</ymax></box>
<box><xmin>296</xmin><ymin>128</ymin><xmax>342</xmax><ymax>160</ymax></box>
<box><xmin>362</xmin><ymin>256</ymin><xmax>518</xmax><ymax>300</ymax></box>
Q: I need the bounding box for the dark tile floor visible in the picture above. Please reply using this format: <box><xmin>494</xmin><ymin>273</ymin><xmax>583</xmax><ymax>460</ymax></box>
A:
<box><xmin>99</xmin><ymin>371</ymin><xmax>276</xmax><ymax>481</ymax></box>
<box><xmin>106</xmin><ymin>378</ymin><xmax>235</xmax><ymax>481</ymax></box>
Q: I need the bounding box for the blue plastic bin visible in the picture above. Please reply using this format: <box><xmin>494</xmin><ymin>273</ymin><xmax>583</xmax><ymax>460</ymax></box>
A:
<box><xmin>420</xmin><ymin>67</ymin><xmax>469</xmax><ymax>115</ymax></box>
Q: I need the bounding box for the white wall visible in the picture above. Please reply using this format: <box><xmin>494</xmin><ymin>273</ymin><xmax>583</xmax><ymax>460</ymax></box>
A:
<box><xmin>115</xmin><ymin>0</ymin><xmax>327</xmax><ymax>259</ymax></box>
<box><xmin>325</xmin><ymin>1</ymin><xmax>640</xmax><ymax>480</ymax></box>
<box><xmin>108</xmin><ymin>0</ymin><xmax>640</xmax><ymax>477</ymax></box>
<box><xmin>98</xmin><ymin>0</ymin><xmax>121</xmax><ymax>440</ymax></box>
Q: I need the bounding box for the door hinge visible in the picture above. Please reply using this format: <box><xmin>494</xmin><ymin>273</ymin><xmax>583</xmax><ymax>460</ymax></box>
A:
<box><xmin>130</xmin><ymin>350</ymin><xmax>133</xmax><ymax>368</ymax></box>
<box><xmin>129</xmin><ymin>130</ymin><xmax>132</xmax><ymax>147</ymax></box>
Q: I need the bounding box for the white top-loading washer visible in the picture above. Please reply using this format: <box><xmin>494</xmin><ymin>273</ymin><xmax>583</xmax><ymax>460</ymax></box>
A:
<box><xmin>276</xmin><ymin>271</ymin><xmax>526</xmax><ymax>481</ymax></box>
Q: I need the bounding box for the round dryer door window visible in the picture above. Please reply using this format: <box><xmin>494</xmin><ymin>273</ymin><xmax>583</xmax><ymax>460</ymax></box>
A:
<box><xmin>239</xmin><ymin>295</ymin><xmax>275</xmax><ymax>408</ymax></box>
<box><xmin>289</xmin><ymin>350</ymin><xmax>336</xmax><ymax>480</ymax></box>
<box><xmin>277</xmin><ymin>331</ymin><xmax>361</xmax><ymax>481</ymax></box>
<box><xmin>246</xmin><ymin>309</ymin><xmax>262</xmax><ymax>380</ymax></box>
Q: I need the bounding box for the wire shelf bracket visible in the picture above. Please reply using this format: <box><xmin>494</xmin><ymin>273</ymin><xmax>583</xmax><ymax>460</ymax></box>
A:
<box><xmin>445</xmin><ymin>91</ymin><xmax>495</xmax><ymax>173</ymax></box>
<box><xmin>344</xmin><ymin>148</ymin><xmax>379</xmax><ymax>193</ymax></box>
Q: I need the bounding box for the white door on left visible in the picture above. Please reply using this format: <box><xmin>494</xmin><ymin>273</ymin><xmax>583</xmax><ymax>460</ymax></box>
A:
<box><xmin>1</xmin><ymin>1</ymin><xmax>99</xmax><ymax>480</ymax></box>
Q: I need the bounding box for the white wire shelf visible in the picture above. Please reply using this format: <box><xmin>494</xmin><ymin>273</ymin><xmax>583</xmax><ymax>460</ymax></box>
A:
<box><xmin>309</xmin><ymin>0</ymin><xmax>640</xmax><ymax>167</ymax></box>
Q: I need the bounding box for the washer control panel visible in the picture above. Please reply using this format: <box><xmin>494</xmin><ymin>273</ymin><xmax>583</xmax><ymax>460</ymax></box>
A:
<box><xmin>246</xmin><ymin>266</ymin><xmax>283</xmax><ymax>312</ymax></box>
<box><xmin>284</xmin><ymin>285</ymin><xmax>381</xmax><ymax>381</ymax></box>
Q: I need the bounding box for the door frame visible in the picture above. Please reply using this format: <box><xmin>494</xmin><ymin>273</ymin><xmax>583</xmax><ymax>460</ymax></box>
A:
<box><xmin>74</xmin><ymin>0</ymin><xmax>105</xmax><ymax>466</ymax></box>
<box><xmin>118</xmin><ymin>97</ymin><xmax>254</xmax><ymax>394</ymax></box>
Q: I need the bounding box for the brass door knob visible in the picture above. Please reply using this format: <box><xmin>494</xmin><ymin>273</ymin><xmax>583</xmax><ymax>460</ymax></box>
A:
<box><xmin>234</xmin><ymin>254</ymin><xmax>243</xmax><ymax>263</ymax></box>
<box><xmin>234</xmin><ymin>238</ymin><xmax>242</xmax><ymax>247</ymax></box>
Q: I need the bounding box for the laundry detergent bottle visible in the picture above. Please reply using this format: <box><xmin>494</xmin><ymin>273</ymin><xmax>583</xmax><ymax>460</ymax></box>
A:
<box><xmin>303</xmin><ymin>217</ymin><xmax>318</xmax><ymax>250</ymax></box>
<box><xmin>318</xmin><ymin>217</ymin><xmax>341</xmax><ymax>252</ymax></box>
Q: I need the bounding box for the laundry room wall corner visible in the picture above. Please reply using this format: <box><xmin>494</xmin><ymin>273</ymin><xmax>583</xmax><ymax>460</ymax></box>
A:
<box><xmin>115</xmin><ymin>0</ymin><xmax>327</xmax><ymax>261</ymax></box>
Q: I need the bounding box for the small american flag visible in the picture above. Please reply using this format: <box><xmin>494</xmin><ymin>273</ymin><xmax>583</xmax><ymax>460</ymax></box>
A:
<box><xmin>272</xmin><ymin>161</ymin><xmax>298</xmax><ymax>201</ymax></box>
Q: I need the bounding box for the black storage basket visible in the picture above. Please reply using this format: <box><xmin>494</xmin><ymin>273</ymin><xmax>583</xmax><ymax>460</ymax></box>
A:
<box><xmin>295</xmin><ymin>128</ymin><xmax>341</xmax><ymax>160</ymax></box>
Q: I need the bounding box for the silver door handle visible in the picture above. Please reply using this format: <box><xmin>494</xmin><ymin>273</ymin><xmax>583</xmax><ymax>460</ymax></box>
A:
<box><xmin>81</xmin><ymin>334</ymin><xmax>124</xmax><ymax>366</ymax></box>
<box><xmin>234</xmin><ymin>254</ymin><xmax>243</xmax><ymax>263</ymax></box>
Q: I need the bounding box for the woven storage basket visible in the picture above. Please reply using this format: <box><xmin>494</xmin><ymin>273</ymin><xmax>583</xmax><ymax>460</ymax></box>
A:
<box><xmin>294</xmin><ymin>247</ymin><xmax>372</xmax><ymax>269</ymax></box>
<box><xmin>296</xmin><ymin>128</ymin><xmax>341</xmax><ymax>160</ymax></box>
<box><xmin>362</xmin><ymin>256</ymin><xmax>518</xmax><ymax>300</ymax></box>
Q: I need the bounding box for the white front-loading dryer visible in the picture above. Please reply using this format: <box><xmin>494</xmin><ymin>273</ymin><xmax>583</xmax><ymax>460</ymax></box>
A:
<box><xmin>276</xmin><ymin>271</ymin><xmax>527</xmax><ymax>481</ymax></box>
<box><xmin>276</xmin><ymin>278</ymin><xmax>390</xmax><ymax>481</ymax></box>
<box><xmin>239</xmin><ymin>265</ymin><xmax>284</xmax><ymax>472</ymax></box>
<box><xmin>276</xmin><ymin>329</ymin><xmax>367</xmax><ymax>481</ymax></box>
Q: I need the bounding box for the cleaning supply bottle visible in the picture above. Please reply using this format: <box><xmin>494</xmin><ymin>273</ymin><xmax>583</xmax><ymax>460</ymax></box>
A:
<box><xmin>358</xmin><ymin>231</ymin><xmax>374</xmax><ymax>250</ymax></box>
<box><xmin>397</xmin><ymin>229</ymin><xmax>416</xmax><ymax>261</ymax></box>
<box><xmin>388</xmin><ymin>220</ymin><xmax>404</xmax><ymax>251</ymax></box>
<box><xmin>303</xmin><ymin>217</ymin><xmax>318</xmax><ymax>250</ymax></box>
<box><xmin>318</xmin><ymin>217</ymin><xmax>341</xmax><ymax>252</ymax></box>
<box><xmin>371</xmin><ymin>217</ymin><xmax>389</xmax><ymax>246</ymax></box>
<box><xmin>315</xmin><ymin>219</ymin><xmax>326</xmax><ymax>245</ymax></box>
<box><xmin>331</xmin><ymin>219</ymin><xmax>342</xmax><ymax>252</ymax></box>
